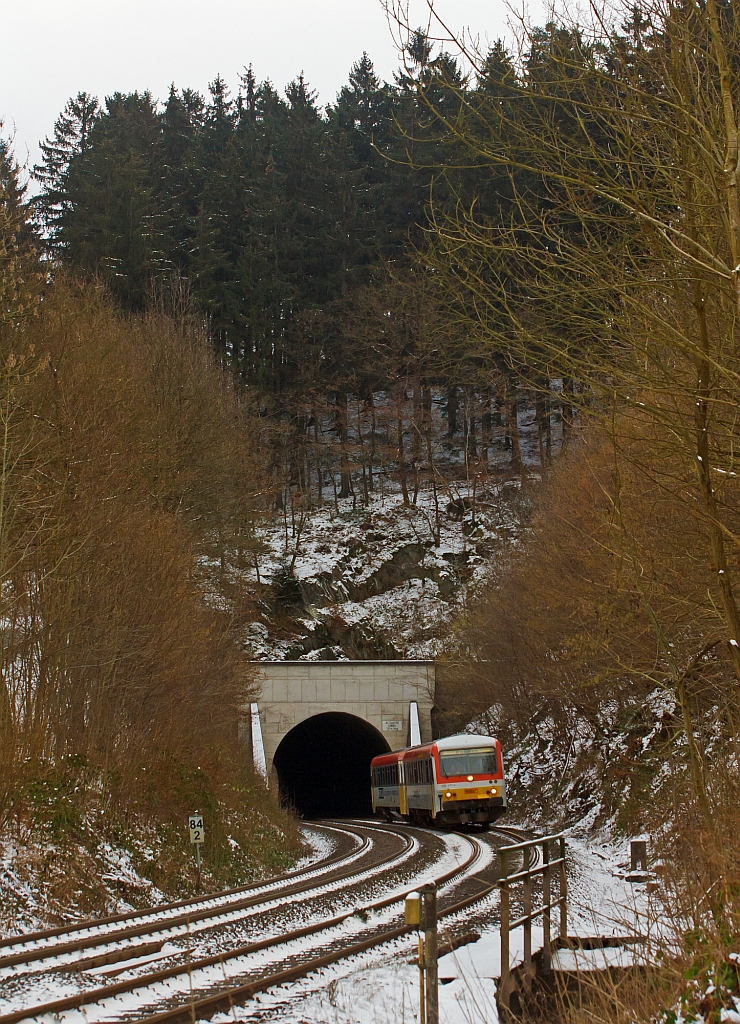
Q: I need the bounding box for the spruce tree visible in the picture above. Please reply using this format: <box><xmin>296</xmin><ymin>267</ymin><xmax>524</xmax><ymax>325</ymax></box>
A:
<box><xmin>34</xmin><ymin>92</ymin><xmax>99</xmax><ymax>250</ymax></box>
<box><xmin>1</xmin><ymin>129</ymin><xmax>40</xmax><ymax>325</ymax></box>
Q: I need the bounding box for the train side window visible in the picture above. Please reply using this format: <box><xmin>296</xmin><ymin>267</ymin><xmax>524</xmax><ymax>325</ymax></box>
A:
<box><xmin>407</xmin><ymin>759</ymin><xmax>432</xmax><ymax>784</ymax></box>
<box><xmin>376</xmin><ymin>764</ymin><xmax>396</xmax><ymax>786</ymax></box>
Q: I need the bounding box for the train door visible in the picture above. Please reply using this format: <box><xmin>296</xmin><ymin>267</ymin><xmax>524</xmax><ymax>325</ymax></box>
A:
<box><xmin>399</xmin><ymin>760</ymin><xmax>407</xmax><ymax>815</ymax></box>
<box><xmin>405</xmin><ymin>757</ymin><xmax>435</xmax><ymax>815</ymax></box>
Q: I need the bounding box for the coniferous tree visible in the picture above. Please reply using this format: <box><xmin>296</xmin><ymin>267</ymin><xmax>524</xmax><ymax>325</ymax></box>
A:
<box><xmin>34</xmin><ymin>92</ymin><xmax>99</xmax><ymax>249</ymax></box>
<box><xmin>1</xmin><ymin>130</ymin><xmax>40</xmax><ymax>325</ymax></box>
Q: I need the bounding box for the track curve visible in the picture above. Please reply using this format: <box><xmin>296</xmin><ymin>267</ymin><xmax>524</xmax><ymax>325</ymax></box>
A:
<box><xmin>0</xmin><ymin>821</ymin><xmax>528</xmax><ymax>1024</ymax></box>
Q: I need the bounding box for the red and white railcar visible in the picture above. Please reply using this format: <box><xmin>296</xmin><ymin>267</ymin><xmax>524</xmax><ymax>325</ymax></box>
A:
<box><xmin>370</xmin><ymin>733</ymin><xmax>507</xmax><ymax>828</ymax></box>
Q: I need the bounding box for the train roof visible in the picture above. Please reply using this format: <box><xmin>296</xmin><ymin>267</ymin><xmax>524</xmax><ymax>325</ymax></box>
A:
<box><xmin>434</xmin><ymin>733</ymin><xmax>499</xmax><ymax>751</ymax></box>
<box><xmin>371</xmin><ymin>733</ymin><xmax>499</xmax><ymax>766</ymax></box>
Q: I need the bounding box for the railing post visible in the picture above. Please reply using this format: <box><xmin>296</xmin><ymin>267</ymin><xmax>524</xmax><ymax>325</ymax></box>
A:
<box><xmin>542</xmin><ymin>839</ymin><xmax>551</xmax><ymax>973</ymax></box>
<box><xmin>418</xmin><ymin>935</ymin><xmax>426</xmax><ymax>1024</ymax></box>
<box><xmin>523</xmin><ymin>847</ymin><xmax>532</xmax><ymax>967</ymax></box>
<box><xmin>499</xmin><ymin>848</ymin><xmax>510</xmax><ymax>1004</ymax></box>
<box><xmin>559</xmin><ymin>835</ymin><xmax>568</xmax><ymax>941</ymax></box>
<box><xmin>406</xmin><ymin>892</ymin><xmax>425</xmax><ymax>1024</ymax></box>
<box><xmin>421</xmin><ymin>882</ymin><xmax>438</xmax><ymax>1024</ymax></box>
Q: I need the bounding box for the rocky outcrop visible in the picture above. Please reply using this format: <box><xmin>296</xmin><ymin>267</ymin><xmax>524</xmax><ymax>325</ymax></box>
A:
<box><xmin>280</xmin><ymin>613</ymin><xmax>401</xmax><ymax>661</ymax></box>
<box><xmin>295</xmin><ymin>542</ymin><xmax>466</xmax><ymax>609</ymax></box>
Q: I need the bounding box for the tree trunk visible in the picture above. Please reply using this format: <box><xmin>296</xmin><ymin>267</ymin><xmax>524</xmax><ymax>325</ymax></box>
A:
<box><xmin>314</xmin><ymin>413</ymin><xmax>322</xmax><ymax>504</ymax></box>
<box><xmin>412</xmin><ymin>379</ymin><xmax>422</xmax><ymax>463</ymax></box>
<box><xmin>397</xmin><ymin>389</ymin><xmax>410</xmax><ymax>505</ymax></box>
<box><xmin>535</xmin><ymin>391</ymin><xmax>549</xmax><ymax>468</ymax></box>
<box><xmin>692</xmin><ymin>276</ymin><xmax>740</xmax><ymax>683</ymax></box>
<box><xmin>368</xmin><ymin>394</ymin><xmax>376</xmax><ymax>493</ymax></box>
<box><xmin>446</xmin><ymin>386</ymin><xmax>458</xmax><ymax>440</ymax></box>
<box><xmin>335</xmin><ymin>390</ymin><xmax>352</xmax><ymax>499</ymax></box>
<box><xmin>467</xmin><ymin>405</ymin><xmax>477</xmax><ymax>462</ymax></box>
<box><xmin>561</xmin><ymin>379</ymin><xmax>574</xmax><ymax>436</ymax></box>
<box><xmin>356</xmin><ymin>396</ymin><xmax>369</xmax><ymax>506</ymax></box>
<box><xmin>510</xmin><ymin>395</ymin><xmax>522</xmax><ymax>474</ymax></box>
<box><xmin>482</xmin><ymin>387</ymin><xmax>493</xmax><ymax>463</ymax></box>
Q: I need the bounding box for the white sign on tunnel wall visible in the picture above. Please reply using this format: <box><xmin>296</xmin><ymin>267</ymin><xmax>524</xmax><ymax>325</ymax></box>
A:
<box><xmin>383</xmin><ymin>720</ymin><xmax>403</xmax><ymax>732</ymax></box>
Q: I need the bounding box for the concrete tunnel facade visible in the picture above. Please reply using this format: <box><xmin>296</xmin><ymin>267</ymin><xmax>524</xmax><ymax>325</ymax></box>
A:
<box><xmin>243</xmin><ymin>660</ymin><xmax>436</xmax><ymax>817</ymax></box>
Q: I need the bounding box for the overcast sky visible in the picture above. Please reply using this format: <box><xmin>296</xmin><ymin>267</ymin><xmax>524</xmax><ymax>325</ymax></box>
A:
<box><xmin>1</xmin><ymin>0</ymin><xmax>542</xmax><ymax>176</ymax></box>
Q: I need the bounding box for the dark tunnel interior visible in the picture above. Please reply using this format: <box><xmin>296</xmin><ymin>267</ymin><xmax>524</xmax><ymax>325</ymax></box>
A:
<box><xmin>273</xmin><ymin>712</ymin><xmax>391</xmax><ymax>818</ymax></box>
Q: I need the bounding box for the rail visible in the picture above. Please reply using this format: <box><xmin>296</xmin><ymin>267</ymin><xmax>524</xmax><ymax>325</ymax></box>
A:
<box><xmin>498</xmin><ymin>833</ymin><xmax>567</xmax><ymax>1007</ymax></box>
<box><xmin>0</xmin><ymin>823</ymin><xmax>494</xmax><ymax>1024</ymax></box>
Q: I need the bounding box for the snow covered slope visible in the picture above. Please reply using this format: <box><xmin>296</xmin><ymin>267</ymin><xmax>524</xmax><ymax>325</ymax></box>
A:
<box><xmin>232</xmin><ymin>481</ymin><xmax>530</xmax><ymax>662</ymax></box>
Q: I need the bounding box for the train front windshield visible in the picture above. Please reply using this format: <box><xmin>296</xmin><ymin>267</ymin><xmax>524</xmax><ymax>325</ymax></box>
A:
<box><xmin>439</xmin><ymin>747</ymin><xmax>499</xmax><ymax>778</ymax></box>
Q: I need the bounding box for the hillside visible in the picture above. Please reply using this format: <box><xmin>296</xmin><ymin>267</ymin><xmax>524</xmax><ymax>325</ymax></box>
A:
<box><xmin>208</xmin><ymin>393</ymin><xmax>555</xmax><ymax>663</ymax></box>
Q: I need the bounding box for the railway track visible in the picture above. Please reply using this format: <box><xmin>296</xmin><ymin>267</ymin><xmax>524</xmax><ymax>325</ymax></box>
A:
<box><xmin>0</xmin><ymin>821</ymin><xmax>531</xmax><ymax>1024</ymax></box>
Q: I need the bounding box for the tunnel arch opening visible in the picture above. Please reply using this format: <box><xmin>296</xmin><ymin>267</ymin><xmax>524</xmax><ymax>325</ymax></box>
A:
<box><xmin>273</xmin><ymin>712</ymin><xmax>391</xmax><ymax>818</ymax></box>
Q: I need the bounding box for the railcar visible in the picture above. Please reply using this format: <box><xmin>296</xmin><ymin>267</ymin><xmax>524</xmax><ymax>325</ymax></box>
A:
<box><xmin>370</xmin><ymin>733</ymin><xmax>506</xmax><ymax>828</ymax></box>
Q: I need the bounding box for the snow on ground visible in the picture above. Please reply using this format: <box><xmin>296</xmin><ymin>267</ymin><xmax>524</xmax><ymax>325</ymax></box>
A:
<box><xmin>202</xmin><ymin>830</ymin><xmax>651</xmax><ymax>1024</ymax></box>
<box><xmin>0</xmin><ymin>829</ymin><xmax>170</xmax><ymax>938</ymax></box>
<box><xmin>566</xmin><ymin>833</ymin><xmax>651</xmax><ymax>940</ymax></box>
<box><xmin>238</xmin><ymin>945</ymin><xmax>501</xmax><ymax>1024</ymax></box>
<box><xmin>292</xmin><ymin>825</ymin><xmax>340</xmax><ymax>872</ymax></box>
<box><xmin>0</xmin><ymin>833</ymin><xmax>480</xmax><ymax>1020</ymax></box>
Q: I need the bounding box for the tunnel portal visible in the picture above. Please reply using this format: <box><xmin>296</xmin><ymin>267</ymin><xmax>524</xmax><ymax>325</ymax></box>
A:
<box><xmin>273</xmin><ymin>712</ymin><xmax>391</xmax><ymax>818</ymax></box>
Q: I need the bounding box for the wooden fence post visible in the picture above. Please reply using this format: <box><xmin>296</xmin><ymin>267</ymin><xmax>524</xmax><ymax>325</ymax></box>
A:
<box><xmin>421</xmin><ymin>882</ymin><xmax>438</xmax><ymax>1024</ymax></box>
<box><xmin>523</xmin><ymin>847</ymin><xmax>532</xmax><ymax>966</ymax></box>
<box><xmin>499</xmin><ymin>847</ymin><xmax>510</xmax><ymax>1003</ymax></box>
<box><xmin>542</xmin><ymin>839</ymin><xmax>551</xmax><ymax>973</ymax></box>
<box><xmin>559</xmin><ymin>835</ymin><xmax>568</xmax><ymax>941</ymax></box>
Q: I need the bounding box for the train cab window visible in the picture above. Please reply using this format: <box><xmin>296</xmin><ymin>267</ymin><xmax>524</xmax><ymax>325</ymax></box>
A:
<box><xmin>439</xmin><ymin>747</ymin><xmax>499</xmax><ymax>778</ymax></box>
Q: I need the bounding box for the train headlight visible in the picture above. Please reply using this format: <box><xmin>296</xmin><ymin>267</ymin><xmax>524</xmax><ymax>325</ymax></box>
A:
<box><xmin>467</xmin><ymin>775</ymin><xmax>474</xmax><ymax>781</ymax></box>
<box><xmin>489</xmin><ymin>787</ymin><xmax>499</xmax><ymax>796</ymax></box>
<box><xmin>445</xmin><ymin>791</ymin><xmax>453</xmax><ymax>799</ymax></box>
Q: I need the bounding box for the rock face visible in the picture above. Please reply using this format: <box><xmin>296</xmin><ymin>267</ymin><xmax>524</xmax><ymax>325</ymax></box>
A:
<box><xmin>234</xmin><ymin>484</ymin><xmax>529</xmax><ymax>662</ymax></box>
<box><xmin>280</xmin><ymin>615</ymin><xmax>401</xmax><ymax>661</ymax></box>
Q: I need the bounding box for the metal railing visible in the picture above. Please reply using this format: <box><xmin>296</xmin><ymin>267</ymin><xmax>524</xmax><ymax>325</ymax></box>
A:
<box><xmin>499</xmin><ymin>833</ymin><xmax>567</xmax><ymax>1006</ymax></box>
